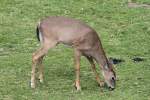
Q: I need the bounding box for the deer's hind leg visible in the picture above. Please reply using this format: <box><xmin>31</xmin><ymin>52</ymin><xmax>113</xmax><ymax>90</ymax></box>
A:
<box><xmin>38</xmin><ymin>56</ymin><xmax>44</xmax><ymax>83</ymax></box>
<box><xmin>31</xmin><ymin>40</ymin><xmax>57</xmax><ymax>88</ymax></box>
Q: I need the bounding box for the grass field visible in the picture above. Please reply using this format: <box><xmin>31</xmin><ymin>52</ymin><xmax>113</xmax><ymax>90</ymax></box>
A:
<box><xmin>0</xmin><ymin>0</ymin><xmax>150</xmax><ymax>100</ymax></box>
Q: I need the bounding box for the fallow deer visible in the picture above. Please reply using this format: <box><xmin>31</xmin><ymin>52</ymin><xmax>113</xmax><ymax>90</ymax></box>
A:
<box><xmin>31</xmin><ymin>16</ymin><xmax>116</xmax><ymax>90</ymax></box>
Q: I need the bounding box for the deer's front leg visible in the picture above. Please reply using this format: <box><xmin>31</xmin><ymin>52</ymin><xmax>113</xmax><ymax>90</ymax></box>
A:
<box><xmin>86</xmin><ymin>56</ymin><xmax>104</xmax><ymax>87</ymax></box>
<box><xmin>74</xmin><ymin>49</ymin><xmax>81</xmax><ymax>91</ymax></box>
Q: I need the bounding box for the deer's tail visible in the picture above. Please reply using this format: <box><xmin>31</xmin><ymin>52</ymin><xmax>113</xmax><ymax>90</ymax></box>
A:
<box><xmin>36</xmin><ymin>26</ymin><xmax>40</xmax><ymax>41</ymax></box>
<box><xmin>36</xmin><ymin>21</ymin><xmax>43</xmax><ymax>42</ymax></box>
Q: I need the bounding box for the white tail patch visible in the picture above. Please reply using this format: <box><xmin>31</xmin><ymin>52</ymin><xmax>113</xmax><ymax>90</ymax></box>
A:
<box><xmin>39</xmin><ymin>31</ymin><xmax>43</xmax><ymax>43</ymax></box>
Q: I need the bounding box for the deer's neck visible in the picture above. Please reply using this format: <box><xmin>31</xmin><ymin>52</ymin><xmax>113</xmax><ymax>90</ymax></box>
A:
<box><xmin>94</xmin><ymin>48</ymin><xmax>109</xmax><ymax>69</ymax></box>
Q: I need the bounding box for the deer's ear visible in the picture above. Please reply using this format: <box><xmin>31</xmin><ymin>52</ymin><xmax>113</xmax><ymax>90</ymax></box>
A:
<box><xmin>109</xmin><ymin>58</ymin><xmax>113</xmax><ymax>64</ymax></box>
<box><xmin>108</xmin><ymin>59</ymin><xmax>116</xmax><ymax>71</ymax></box>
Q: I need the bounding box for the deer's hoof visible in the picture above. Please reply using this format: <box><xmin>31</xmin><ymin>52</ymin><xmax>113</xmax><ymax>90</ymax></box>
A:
<box><xmin>38</xmin><ymin>75</ymin><xmax>44</xmax><ymax>83</ymax></box>
<box><xmin>31</xmin><ymin>82</ymin><xmax>36</xmax><ymax>88</ymax></box>
<box><xmin>39</xmin><ymin>78</ymin><xmax>44</xmax><ymax>83</ymax></box>
<box><xmin>76</xmin><ymin>86</ymin><xmax>81</xmax><ymax>91</ymax></box>
<box><xmin>39</xmin><ymin>80</ymin><xmax>43</xmax><ymax>83</ymax></box>
<box><xmin>74</xmin><ymin>81</ymin><xmax>81</xmax><ymax>91</ymax></box>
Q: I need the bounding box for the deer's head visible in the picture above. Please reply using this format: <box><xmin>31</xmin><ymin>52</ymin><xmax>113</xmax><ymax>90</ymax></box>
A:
<box><xmin>102</xmin><ymin>61</ymin><xmax>116</xmax><ymax>90</ymax></box>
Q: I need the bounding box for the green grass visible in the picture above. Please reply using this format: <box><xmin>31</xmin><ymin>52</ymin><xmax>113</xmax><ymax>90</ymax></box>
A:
<box><xmin>0</xmin><ymin>0</ymin><xmax>150</xmax><ymax>100</ymax></box>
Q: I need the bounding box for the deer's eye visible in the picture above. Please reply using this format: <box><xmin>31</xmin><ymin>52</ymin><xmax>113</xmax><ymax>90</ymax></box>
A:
<box><xmin>112</xmin><ymin>77</ymin><xmax>115</xmax><ymax>81</ymax></box>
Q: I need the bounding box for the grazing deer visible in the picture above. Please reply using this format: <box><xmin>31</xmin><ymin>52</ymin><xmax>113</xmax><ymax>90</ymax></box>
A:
<box><xmin>31</xmin><ymin>16</ymin><xmax>116</xmax><ymax>90</ymax></box>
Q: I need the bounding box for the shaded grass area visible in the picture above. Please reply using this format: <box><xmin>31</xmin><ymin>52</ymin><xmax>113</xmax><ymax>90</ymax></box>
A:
<box><xmin>0</xmin><ymin>0</ymin><xmax>150</xmax><ymax>100</ymax></box>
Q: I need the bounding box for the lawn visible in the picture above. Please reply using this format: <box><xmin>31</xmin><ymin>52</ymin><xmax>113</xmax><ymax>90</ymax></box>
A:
<box><xmin>0</xmin><ymin>0</ymin><xmax>150</xmax><ymax>100</ymax></box>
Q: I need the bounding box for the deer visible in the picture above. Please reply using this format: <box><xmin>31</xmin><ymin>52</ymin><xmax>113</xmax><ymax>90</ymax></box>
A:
<box><xmin>31</xmin><ymin>16</ymin><xmax>116</xmax><ymax>91</ymax></box>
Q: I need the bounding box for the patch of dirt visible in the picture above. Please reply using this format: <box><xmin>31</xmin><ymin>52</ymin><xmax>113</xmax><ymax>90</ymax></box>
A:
<box><xmin>128</xmin><ymin>1</ymin><xmax>150</xmax><ymax>8</ymax></box>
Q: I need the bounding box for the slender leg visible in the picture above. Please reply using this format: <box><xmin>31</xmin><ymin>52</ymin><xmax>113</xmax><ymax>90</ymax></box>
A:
<box><xmin>74</xmin><ymin>49</ymin><xmax>81</xmax><ymax>91</ymax></box>
<box><xmin>86</xmin><ymin>56</ymin><xmax>104</xmax><ymax>87</ymax></box>
<box><xmin>31</xmin><ymin>41</ymin><xmax>57</xmax><ymax>88</ymax></box>
<box><xmin>38</xmin><ymin>56</ymin><xmax>44</xmax><ymax>83</ymax></box>
<box><xmin>31</xmin><ymin>52</ymin><xmax>37</xmax><ymax>88</ymax></box>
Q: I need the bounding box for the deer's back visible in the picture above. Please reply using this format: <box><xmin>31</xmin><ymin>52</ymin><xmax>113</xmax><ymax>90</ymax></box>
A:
<box><xmin>40</xmin><ymin>16</ymin><xmax>100</xmax><ymax>50</ymax></box>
